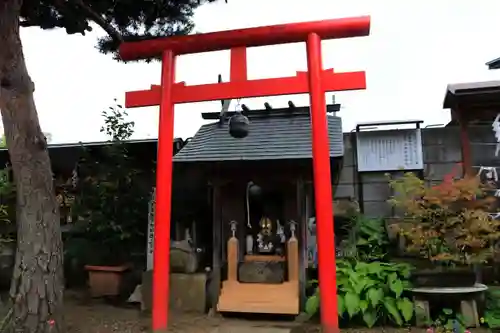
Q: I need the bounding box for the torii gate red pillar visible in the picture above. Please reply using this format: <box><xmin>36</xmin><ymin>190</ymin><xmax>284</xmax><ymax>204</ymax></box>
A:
<box><xmin>119</xmin><ymin>16</ymin><xmax>370</xmax><ymax>333</ymax></box>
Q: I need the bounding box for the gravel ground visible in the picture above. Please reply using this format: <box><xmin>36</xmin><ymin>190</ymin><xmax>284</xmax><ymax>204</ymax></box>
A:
<box><xmin>60</xmin><ymin>292</ymin><xmax>489</xmax><ymax>332</ymax></box>
<box><xmin>62</xmin><ymin>302</ymin><xmax>424</xmax><ymax>333</ymax></box>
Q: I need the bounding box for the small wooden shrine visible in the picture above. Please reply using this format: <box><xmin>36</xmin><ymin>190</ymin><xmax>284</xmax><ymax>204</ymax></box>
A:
<box><xmin>173</xmin><ymin>102</ymin><xmax>344</xmax><ymax>315</ymax></box>
<box><xmin>443</xmin><ymin>80</ymin><xmax>500</xmax><ymax>175</ymax></box>
<box><xmin>444</xmin><ymin>80</ymin><xmax>500</xmax><ymax>217</ymax></box>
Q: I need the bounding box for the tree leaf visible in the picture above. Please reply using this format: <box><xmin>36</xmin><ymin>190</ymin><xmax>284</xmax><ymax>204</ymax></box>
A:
<box><xmin>305</xmin><ymin>295</ymin><xmax>320</xmax><ymax>316</ymax></box>
<box><xmin>397</xmin><ymin>297</ymin><xmax>414</xmax><ymax>322</ymax></box>
<box><xmin>359</xmin><ymin>299</ymin><xmax>369</xmax><ymax>313</ymax></box>
<box><xmin>354</xmin><ymin>262</ymin><xmax>370</xmax><ymax>271</ymax></box>
<box><xmin>351</xmin><ymin>277</ymin><xmax>369</xmax><ymax>295</ymax></box>
<box><xmin>389</xmin><ymin>278</ymin><xmax>404</xmax><ymax>298</ymax></box>
<box><xmin>344</xmin><ymin>292</ymin><xmax>361</xmax><ymax>318</ymax></box>
<box><xmin>388</xmin><ymin>272</ymin><xmax>398</xmax><ymax>283</ymax></box>
<box><xmin>338</xmin><ymin>294</ymin><xmax>345</xmax><ymax>316</ymax></box>
<box><xmin>366</xmin><ymin>262</ymin><xmax>383</xmax><ymax>275</ymax></box>
<box><xmin>362</xmin><ymin>309</ymin><xmax>378</xmax><ymax>328</ymax></box>
<box><xmin>383</xmin><ymin>297</ymin><xmax>403</xmax><ymax>326</ymax></box>
<box><xmin>367</xmin><ymin>288</ymin><xmax>384</xmax><ymax>308</ymax></box>
<box><xmin>357</xmin><ymin>238</ymin><xmax>369</xmax><ymax>245</ymax></box>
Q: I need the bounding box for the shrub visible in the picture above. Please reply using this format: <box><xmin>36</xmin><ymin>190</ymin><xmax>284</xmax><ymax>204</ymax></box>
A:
<box><xmin>339</xmin><ymin>215</ymin><xmax>389</xmax><ymax>261</ymax></box>
<box><xmin>72</xmin><ymin>103</ymin><xmax>151</xmax><ymax>265</ymax></box>
<box><xmin>305</xmin><ymin>260</ymin><xmax>414</xmax><ymax>327</ymax></box>
<box><xmin>387</xmin><ymin>172</ymin><xmax>500</xmax><ymax>265</ymax></box>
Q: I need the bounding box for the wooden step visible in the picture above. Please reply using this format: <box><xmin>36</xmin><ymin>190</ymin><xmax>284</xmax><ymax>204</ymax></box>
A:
<box><xmin>222</xmin><ymin>281</ymin><xmax>297</xmax><ymax>294</ymax></box>
<box><xmin>217</xmin><ymin>281</ymin><xmax>300</xmax><ymax>315</ymax></box>
<box><xmin>221</xmin><ymin>286</ymin><xmax>296</xmax><ymax>301</ymax></box>
<box><xmin>219</xmin><ymin>292</ymin><xmax>295</xmax><ymax>304</ymax></box>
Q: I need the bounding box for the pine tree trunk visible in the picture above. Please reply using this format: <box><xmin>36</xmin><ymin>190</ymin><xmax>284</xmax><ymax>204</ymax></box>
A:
<box><xmin>0</xmin><ymin>1</ymin><xmax>65</xmax><ymax>332</ymax></box>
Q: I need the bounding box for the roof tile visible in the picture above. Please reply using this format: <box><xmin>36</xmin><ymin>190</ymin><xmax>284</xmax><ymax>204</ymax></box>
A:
<box><xmin>173</xmin><ymin>114</ymin><xmax>343</xmax><ymax>162</ymax></box>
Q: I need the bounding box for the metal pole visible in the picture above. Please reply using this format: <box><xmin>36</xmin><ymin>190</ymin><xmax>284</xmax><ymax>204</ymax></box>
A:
<box><xmin>306</xmin><ymin>32</ymin><xmax>339</xmax><ymax>333</ymax></box>
<box><xmin>152</xmin><ymin>49</ymin><xmax>176</xmax><ymax>332</ymax></box>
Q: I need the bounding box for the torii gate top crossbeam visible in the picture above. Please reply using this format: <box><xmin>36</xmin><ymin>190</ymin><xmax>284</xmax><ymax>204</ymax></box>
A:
<box><xmin>119</xmin><ymin>16</ymin><xmax>370</xmax><ymax>60</ymax></box>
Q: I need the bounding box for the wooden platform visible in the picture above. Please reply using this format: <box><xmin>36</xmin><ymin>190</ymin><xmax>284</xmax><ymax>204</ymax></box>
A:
<box><xmin>217</xmin><ymin>281</ymin><xmax>299</xmax><ymax>315</ymax></box>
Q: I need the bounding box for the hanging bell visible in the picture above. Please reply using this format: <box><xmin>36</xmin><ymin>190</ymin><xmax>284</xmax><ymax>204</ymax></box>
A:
<box><xmin>248</xmin><ymin>182</ymin><xmax>262</xmax><ymax>197</ymax></box>
<box><xmin>228</xmin><ymin>112</ymin><xmax>250</xmax><ymax>138</ymax></box>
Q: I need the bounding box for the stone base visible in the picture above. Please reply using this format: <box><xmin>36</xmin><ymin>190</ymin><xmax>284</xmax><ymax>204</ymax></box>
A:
<box><xmin>141</xmin><ymin>270</ymin><xmax>207</xmax><ymax>313</ymax></box>
<box><xmin>413</xmin><ymin>297</ymin><xmax>480</xmax><ymax>328</ymax></box>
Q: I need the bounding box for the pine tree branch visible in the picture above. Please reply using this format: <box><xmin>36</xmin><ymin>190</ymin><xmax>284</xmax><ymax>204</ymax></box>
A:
<box><xmin>19</xmin><ymin>21</ymin><xmax>40</xmax><ymax>27</ymax></box>
<box><xmin>20</xmin><ymin>19</ymin><xmax>65</xmax><ymax>29</ymax></box>
<box><xmin>71</xmin><ymin>0</ymin><xmax>123</xmax><ymax>42</ymax></box>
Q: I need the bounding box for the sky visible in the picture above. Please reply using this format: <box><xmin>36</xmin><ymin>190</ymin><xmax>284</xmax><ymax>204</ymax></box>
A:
<box><xmin>18</xmin><ymin>0</ymin><xmax>500</xmax><ymax>143</ymax></box>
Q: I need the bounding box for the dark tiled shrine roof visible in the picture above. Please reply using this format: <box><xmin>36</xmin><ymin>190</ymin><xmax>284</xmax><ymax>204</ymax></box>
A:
<box><xmin>174</xmin><ymin>106</ymin><xmax>343</xmax><ymax>163</ymax></box>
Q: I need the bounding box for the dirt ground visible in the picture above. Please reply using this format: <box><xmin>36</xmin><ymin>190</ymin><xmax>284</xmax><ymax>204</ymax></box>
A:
<box><xmin>60</xmin><ymin>292</ymin><xmax>485</xmax><ymax>333</ymax></box>
<box><xmin>65</xmin><ymin>302</ymin><xmax>218</xmax><ymax>332</ymax></box>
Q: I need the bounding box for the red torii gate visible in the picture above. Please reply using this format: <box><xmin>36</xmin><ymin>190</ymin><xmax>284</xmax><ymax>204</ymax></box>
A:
<box><xmin>119</xmin><ymin>16</ymin><xmax>370</xmax><ymax>333</ymax></box>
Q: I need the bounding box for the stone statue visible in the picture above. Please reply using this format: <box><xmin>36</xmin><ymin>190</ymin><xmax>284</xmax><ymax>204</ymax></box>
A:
<box><xmin>170</xmin><ymin>228</ymin><xmax>199</xmax><ymax>274</ymax></box>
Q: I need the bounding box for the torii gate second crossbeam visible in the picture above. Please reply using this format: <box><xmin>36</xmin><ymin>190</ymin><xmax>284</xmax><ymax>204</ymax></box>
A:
<box><xmin>119</xmin><ymin>16</ymin><xmax>370</xmax><ymax>333</ymax></box>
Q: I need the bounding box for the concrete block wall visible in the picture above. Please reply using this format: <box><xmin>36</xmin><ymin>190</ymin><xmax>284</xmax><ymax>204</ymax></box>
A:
<box><xmin>334</xmin><ymin>126</ymin><xmax>464</xmax><ymax>218</ymax></box>
<box><xmin>468</xmin><ymin>125</ymin><xmax>499</xmax><ymax>167</ymax></box>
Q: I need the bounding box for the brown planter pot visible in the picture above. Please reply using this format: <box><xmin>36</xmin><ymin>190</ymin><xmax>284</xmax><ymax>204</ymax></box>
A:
<box><xmin>85</xmin><ymin>264</ymin><xmax>130</xmax><ymax>297</ymax></box>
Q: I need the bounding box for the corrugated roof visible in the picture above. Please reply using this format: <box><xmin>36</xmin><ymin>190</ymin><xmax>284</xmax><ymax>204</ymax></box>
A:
<box><xmin>173</xmin><ymin>114</ymin><xmax>343</xmax><ymax>162</ymax></box>
<box><xmin>0</xmin><ymin>137</ymin><xmax>185</xmax><ymax>152</ymax></box>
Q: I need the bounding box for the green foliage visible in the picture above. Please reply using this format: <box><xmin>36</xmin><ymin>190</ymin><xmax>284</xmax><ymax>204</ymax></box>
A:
<box><xmin>305</xmin><ymin>260</ymin><xmax>414</xmax><ymax>327</ymax></box>
<box><xmin>428</xmin><ymin>308</ymin><xmax>467</xmax><ymax>333</ymax></box>
<box><xmin>340</xmin><ymin>215</ymin><xmax>389</xmax><ymax>261</ymax></box>
<box><xmin>0</xmin><ymin>167</ymin><xmax>14</xmax><ymax>242</ymax></box>
<box><xmin>100</xmin><ymin>100</ymin><xmax>134</xmax><ymax>141</ymax></box>
<box><xmin>0</xmin><ymin>168</ymin><xmax>14</xmax><ymax>201</ymax></box>
<box><xmin>72</xmin><ymin>103</ymin><xmax>151</xmax><ymax>265</ymax></box>
<box><xmin>387</xmin><ymin>172</ymin><xmax>500</xmax><ymax>265</ymax></box>
<box><xmin>19</xmin><ymin>0</ymin><xmax>220</xmax><ymax>59</ymax></box>
<box><xmin>483</xmin><ymin>287</ymin><xmax>500</xmax><ymax>329</ymax></box>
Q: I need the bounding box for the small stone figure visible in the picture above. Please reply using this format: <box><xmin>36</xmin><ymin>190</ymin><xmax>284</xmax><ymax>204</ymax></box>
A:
<box><xmin>289</xmin><ymin>220</ymin><xmax>297</xmax><ymax>238</ymax></box>
<box><xmin>276</xmin><ymin>219</ymin><xmax>286</xmax><ymax>244</ymax></box>
<box><xmin>256</xmin><ymin>217</ymin><xmax>275</xmax><ymax>253</ymax></box>
<box><xmin>256</xmin><ymin>234</ymin><xmax>274</xmax><ymax>253</ymax></box>
<box><xmin>246</xmin><ymin>234</ymin><xmax>254</xmax><ymax>255</ymax></box>
<box><xmin>230</xmin><ymin>220</ymin><xmax>237</xmax><ymax>238</ymax></box>
<box><xmin>275</xmin><ymin>220</ymin><xmax>286</xmax><ymax>256</ymax></box>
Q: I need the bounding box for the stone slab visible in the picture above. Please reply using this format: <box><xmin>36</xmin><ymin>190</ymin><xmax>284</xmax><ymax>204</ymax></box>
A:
<box><xmin>410</xmin><ymin>283</ymin><xmax>488</xmax><ymax>294</ymax></box>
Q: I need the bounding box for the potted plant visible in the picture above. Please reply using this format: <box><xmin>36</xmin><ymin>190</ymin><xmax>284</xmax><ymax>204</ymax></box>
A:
<box><xmin>387</xmin><ymin>171</ymin><xmax>500</xmax><ymax>288</ymax></box>
<box><xmin>73</xmin><ymin>103</ymin><xmax>150</xmax><ymax>297</ymax></box>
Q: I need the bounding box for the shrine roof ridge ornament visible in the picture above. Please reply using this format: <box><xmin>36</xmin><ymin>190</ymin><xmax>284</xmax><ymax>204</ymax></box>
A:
<box><xmin>201</xmin><ymin>103</ymin><xmax>341</xmax><ymax>121</ymax></box>
<box><xmin>118</xmin><ymin>16</ymin><xmax>370</xmax><ymax>61</ymax></box>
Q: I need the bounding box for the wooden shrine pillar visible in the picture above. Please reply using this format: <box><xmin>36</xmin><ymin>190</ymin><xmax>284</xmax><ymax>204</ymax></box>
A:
<box><xmin>227</xmin><ymin>221</ymin><xmax>238</xmax><ymax>282</ymax></box>
<box><xmin>288</xmin><ymin>221</ymin><xmax>299</xmax><ymax>283</ymax></box>
<box><xmin>209</xmin><ymin>184</ymin><xmax>222</xmax><ymax>312</ymax></box>
<box><xmin>296</xmin><ymin>179</ymin><xmax>307</xmax><ymax>308</ymax></box>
